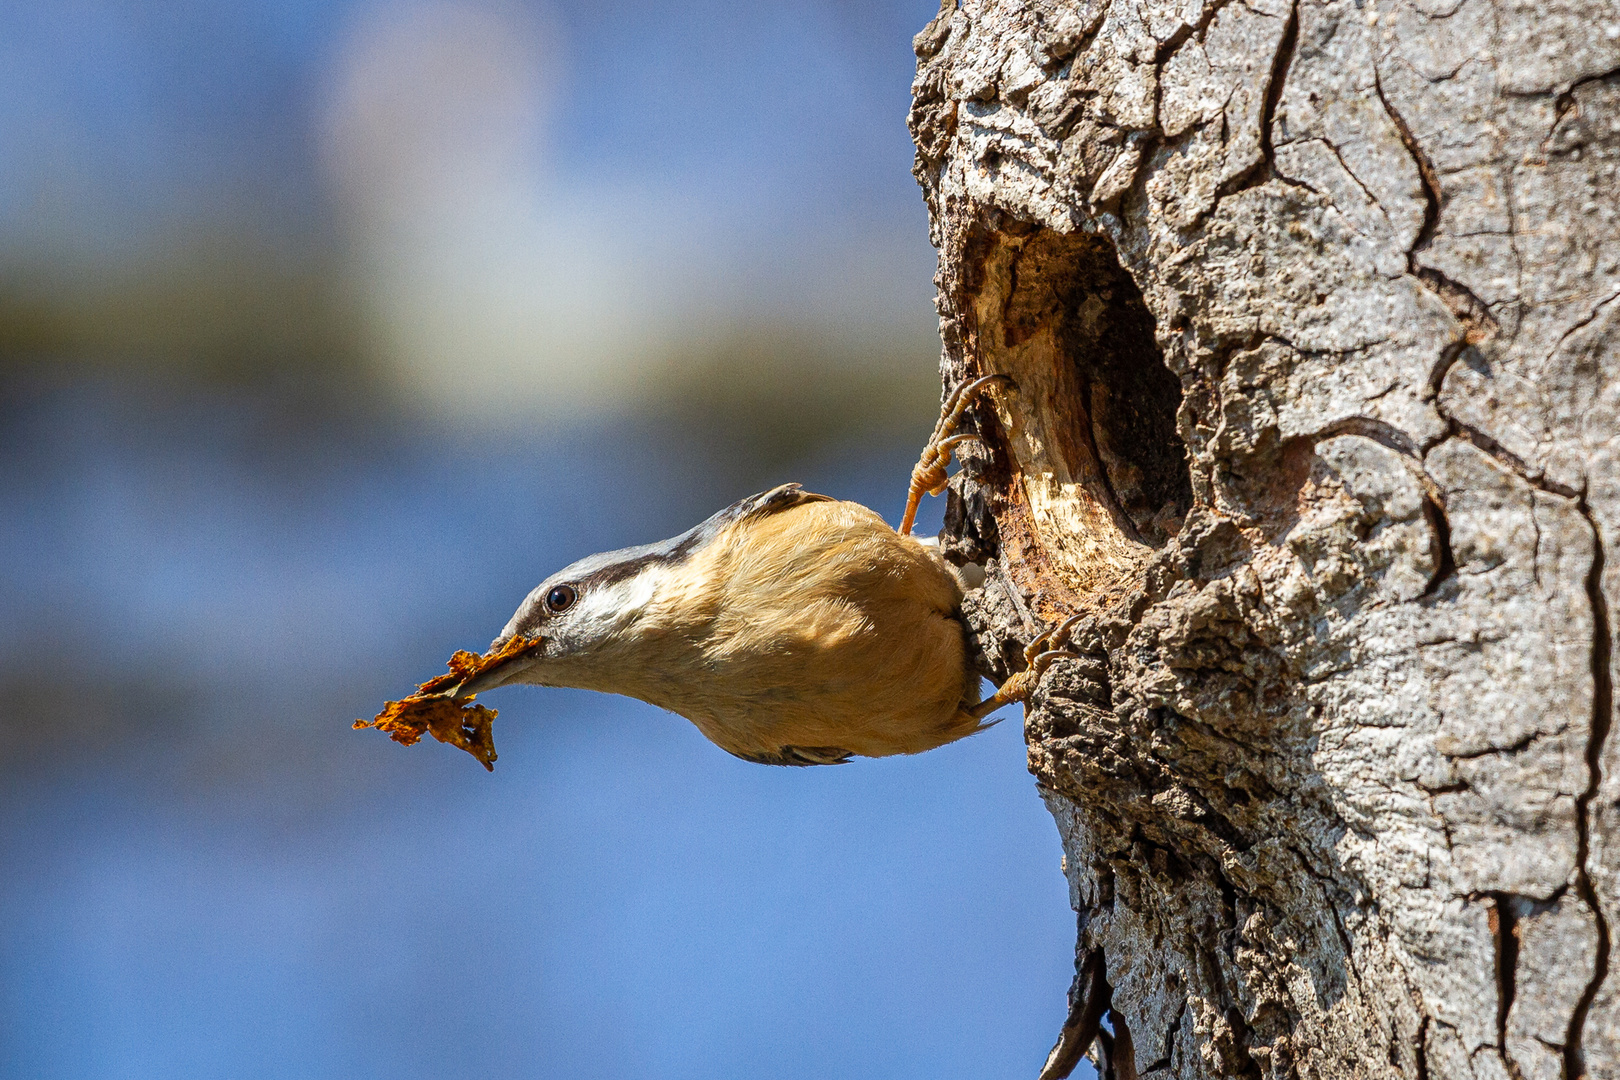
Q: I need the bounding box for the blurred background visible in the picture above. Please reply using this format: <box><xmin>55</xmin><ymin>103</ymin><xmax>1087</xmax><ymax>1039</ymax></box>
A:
<box><xmin>0</xmin><ymin>2</ymin><xmax>1081</xmax><ymax>1077</ymax></box>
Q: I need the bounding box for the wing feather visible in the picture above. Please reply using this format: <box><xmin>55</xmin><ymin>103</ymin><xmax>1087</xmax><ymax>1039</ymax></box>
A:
<box><xmin>726</xmin><ymin>743</ymin><xmax>853</xmax><ymax>767</ymax></box>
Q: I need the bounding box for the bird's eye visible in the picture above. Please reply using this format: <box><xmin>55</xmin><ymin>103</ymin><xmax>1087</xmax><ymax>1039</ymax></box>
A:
<box><xmin>545</xmin><ymin>584</ymin><xmax>578</xmax><ymax>613</ymax></box>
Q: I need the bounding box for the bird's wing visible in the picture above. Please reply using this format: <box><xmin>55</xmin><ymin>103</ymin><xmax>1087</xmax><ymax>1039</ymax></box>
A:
<box><xmin>667</xmin><ymin>483</ymin><xmax>834</xmax><ymax>556</ymax></box>
<box><xmin>593</xmin><ymin>484</ymin><xmax>835</xmax><ymax>575</ymax></box>
<box><xmin>729</xmin><ymin>483</ymin><xmax>835</xmax><ymax>522</ymax></box>
<box><xmin>727</xmin><ymin>743</ymin><xmax>853</xmax><ymax>767</ymax></box>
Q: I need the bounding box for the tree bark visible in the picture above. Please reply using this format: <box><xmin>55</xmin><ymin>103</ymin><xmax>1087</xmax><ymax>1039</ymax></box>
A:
<box><xmin>907</xmin><ymin>2</ymin><xmax>1620</xmax><ymax>1077</ymax></box>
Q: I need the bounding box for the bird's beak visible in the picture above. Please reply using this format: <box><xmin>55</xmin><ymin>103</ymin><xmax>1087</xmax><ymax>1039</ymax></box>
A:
<box><xmin>429</xmin><ymin>635</ymin><xmax>545</xmax><ymax>699</ymax></box>
<box><xmin>451</xmin><ymin>652</ymin><xmax>539</xmax><ymax>698</ymax></box>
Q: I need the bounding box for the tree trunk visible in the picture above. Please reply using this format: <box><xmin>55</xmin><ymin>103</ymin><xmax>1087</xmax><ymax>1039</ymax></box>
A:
<box><xmin>908</xmin><ymin>2</ymin><xmax>1620</xmax><ymax>1077</ymax></box>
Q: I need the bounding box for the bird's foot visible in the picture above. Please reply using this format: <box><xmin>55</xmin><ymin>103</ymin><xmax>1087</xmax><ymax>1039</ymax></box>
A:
<box><xmin>970</xmin><ymin>613</ymin><xmax>1086</xmax><ymax>721</ymax></box>
<box><xmin>899</xmin><ymin>373</ymin><xmax>1013</xmax><ymax>536</ymax></box>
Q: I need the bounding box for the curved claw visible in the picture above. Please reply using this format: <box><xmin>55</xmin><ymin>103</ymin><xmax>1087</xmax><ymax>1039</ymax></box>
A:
<box><xmin>970</xmin><ymin>612</ymin><xmax>1087</xmax><ymax>721</ymax></box>
<box><xmin>899</xmin><ymin>374</ymin><xmax>1015</xmax><ymax>536</ymax></box>
<box><xmin>1022</xmin><ymin>612</ymin><xmax>1085</xmax><ymax>666</ymax></box>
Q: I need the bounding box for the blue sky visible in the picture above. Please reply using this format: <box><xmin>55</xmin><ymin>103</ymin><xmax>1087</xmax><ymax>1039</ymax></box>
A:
<box><xmin>0</xmin><ymin>4</ymin><xmax>1091</xmax><ymax>1077</ymax></box>
<box><xmin>0</xmin><ymin>399</ymin><xmax>1080</xmax><ymax>1080</ymax></box>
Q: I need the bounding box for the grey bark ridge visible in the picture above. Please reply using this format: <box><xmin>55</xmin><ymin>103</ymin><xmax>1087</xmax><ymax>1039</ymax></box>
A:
<box><xmin>910</xmin><ymin>1</ymin><xmax>1620</xmax><ymax>1077</ymax></box>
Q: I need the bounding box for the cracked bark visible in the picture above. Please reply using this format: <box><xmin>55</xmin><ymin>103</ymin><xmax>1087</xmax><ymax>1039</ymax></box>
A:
<box><xmin>908</xmin><ymin>1</ymin><xmax>1620</xmax><ymax>1077</ymax></box>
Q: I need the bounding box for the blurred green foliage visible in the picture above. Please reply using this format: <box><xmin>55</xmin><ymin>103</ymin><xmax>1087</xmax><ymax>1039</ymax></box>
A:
<box><xmin>0</xmin><ymin>238</ymin><xmax>374</xmax><ymax>405</ymax></box>
<box><xmin>0</xmin><ymin>241</ymin><xmax>942</xmax><ymax>469</ymax></box>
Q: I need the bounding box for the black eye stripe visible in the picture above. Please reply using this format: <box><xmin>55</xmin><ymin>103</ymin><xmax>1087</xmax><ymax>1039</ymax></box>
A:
<box><xmin>546</xmin><ymin>584</ymin><xmax>578</xmax><ymax>613</ymax></box>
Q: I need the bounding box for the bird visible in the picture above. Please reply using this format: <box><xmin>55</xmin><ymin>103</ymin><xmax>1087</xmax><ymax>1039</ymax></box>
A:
<box><xmin>412</xmin><ymin>375</ymin><xmax>1083</xmax><ymax>766</ymax></box>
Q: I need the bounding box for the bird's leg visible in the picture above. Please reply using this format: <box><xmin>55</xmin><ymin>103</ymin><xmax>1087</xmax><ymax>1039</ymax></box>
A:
<box><xmin>899</xmin><ymin>373</ymin><xmax>1013</xmax><ymax>536</ymax></box>
<box><xmin>970</xmin><ymin>613</ymin><xmax>1086</xmax><ymax>720</ymax></box>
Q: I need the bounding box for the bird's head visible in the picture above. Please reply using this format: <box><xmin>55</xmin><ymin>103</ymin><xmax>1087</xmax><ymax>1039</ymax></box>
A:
<box><xmin>450</xmin><ymin>526</ymin><xmax>717</xmax><ymax>699</ymax></box>
<box><xmin>447</xmin><ymin>484</ymin><xmax>826</xmax><ymax>701</ymax></box>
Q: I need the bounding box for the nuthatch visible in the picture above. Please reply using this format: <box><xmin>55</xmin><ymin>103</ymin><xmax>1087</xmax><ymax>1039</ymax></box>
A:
<box><xmin>449</xmin><ymin>376</ymin><xmax>1081</xmax><ymax>765</ymax></box>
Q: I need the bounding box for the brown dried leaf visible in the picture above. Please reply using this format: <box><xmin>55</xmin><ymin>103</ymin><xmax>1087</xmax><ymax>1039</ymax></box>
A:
<box><xmin>354</xmin><ymin>635</ymin><xmax>540</xmax><ymax>771</ymax></box>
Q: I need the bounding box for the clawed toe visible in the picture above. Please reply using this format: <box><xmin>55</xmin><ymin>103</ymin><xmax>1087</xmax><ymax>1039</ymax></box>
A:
<box><xmin>899</xmin><ymin>374</ymin><xmax>1014</xmax><ymax>536</ymax></box>
<box><xmin>970</xmin><ymin>612</ymin><xmax>1086</xmax><ymax>721</ymax></box>
<box><xmin>1022</xmin><ymin>612</ymin><xmax>1085</xmax><ymax>671</ymax></box>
